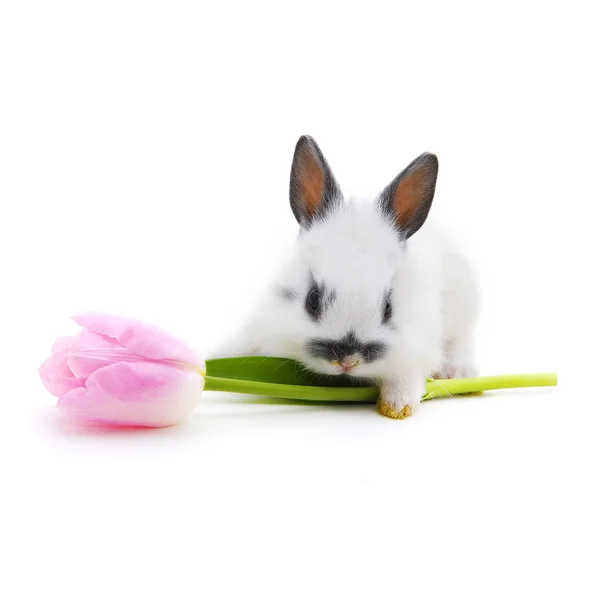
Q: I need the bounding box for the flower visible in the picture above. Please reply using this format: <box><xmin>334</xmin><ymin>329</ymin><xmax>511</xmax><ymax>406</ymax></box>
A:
<box><xmin>38</xmin><ymin>313</ymin><xmax>559</xmax><ymax>427</ymax></box>
<box><xmin>38</xmin><ymin>313</ymin><xmax>205</xmax><ymax>427</ymax></box>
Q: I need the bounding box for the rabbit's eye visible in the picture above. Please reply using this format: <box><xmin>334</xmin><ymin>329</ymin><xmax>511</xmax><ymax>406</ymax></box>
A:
<box><xmin>305</xmin><ymin>285</ymin><xmax>322</xmax><ymax>320</ymax></box>
<box><xmin>382</xmin><ymin>293</ymin><xmax>393</xmax><ymax>324</ymax></box>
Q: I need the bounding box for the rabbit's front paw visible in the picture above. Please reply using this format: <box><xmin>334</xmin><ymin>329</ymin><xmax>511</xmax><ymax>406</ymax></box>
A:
<box><xmin>378</xmin><ymin>401</ymin><xmax>414</xmax><ymax>419</ymax></box>
<box><xmin>434</xmin><ymin>337</ymin><xmax>477</xmax><ymax>379</ymax></box>
<box><xmin>377</xmin><ymin>376</ymin><xmax>423</xmax><ymax>420</ymax></box>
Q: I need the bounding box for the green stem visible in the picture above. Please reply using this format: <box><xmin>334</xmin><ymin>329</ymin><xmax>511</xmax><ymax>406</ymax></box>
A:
<box><xmin>203</xmin><ymin>372</ymin><xmax>558</xmax><ymax>403</ymax></box>
<box><xmin>421</xmin><ymin>372</ymin><xmax>558</xmax><ymax>400</ymax></box>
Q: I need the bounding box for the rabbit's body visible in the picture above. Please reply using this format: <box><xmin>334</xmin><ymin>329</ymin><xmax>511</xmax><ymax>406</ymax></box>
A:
<box><xmin>217</xmin><ymin>137</ymin><xmax>479</xmax><ymax>418</ymax></box>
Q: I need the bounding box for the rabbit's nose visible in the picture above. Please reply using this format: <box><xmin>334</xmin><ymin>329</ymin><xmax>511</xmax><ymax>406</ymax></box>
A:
<box><xmin>331</xmin><ymin>357</ymin><xmax>361</xmax><ymax>373</ymax></box>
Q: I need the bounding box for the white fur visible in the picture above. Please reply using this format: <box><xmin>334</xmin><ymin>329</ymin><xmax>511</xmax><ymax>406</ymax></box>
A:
<box><xmin>215</xmin><ymin>198</ymin><xmax>479</xmax><ymax>414</ymax></box>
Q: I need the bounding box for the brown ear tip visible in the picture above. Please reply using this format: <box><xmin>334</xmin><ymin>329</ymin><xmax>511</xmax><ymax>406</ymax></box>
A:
<box><xmin>421</xmin><ymin>152</ymin><xmax>438</xmax><ymax>166</ymax></box>
<box><xmin>296</xmin><ymin>134</ymin><xmax>316</xmax><ymax>148</ymax></box>
<box><xmin>410</xmin><ymin>152</ymin><xmax>438</xmax><ymax>178</ymax></box>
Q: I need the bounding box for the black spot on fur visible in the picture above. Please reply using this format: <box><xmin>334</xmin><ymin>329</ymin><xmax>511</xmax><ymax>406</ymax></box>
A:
<box><xmin>306</xmin><ymin>331</ymin><xmax>387</xmax><ymax>364</ymax></box>
<box><xmin>278</xmin><ymin>288</ymin><xmax>298</xmax><ymax>302</ymax></box>
<box><xmin>382</xmin><ymin>289</ymin><xmax>393</xmax><ymax>324</ymax></box>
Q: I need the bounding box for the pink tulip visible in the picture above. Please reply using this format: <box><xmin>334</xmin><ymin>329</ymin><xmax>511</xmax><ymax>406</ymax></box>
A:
<box><xmin>38</xmin><ymin>313</ymin><xmax>205</xmax><ymax>427</ymax></box>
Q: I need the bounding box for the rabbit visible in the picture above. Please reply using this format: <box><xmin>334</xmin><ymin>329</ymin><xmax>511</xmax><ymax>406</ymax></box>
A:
<box><xmin>215</xmin><ymin>135</ymin><xmax>479</xmax><ymax>419</ymax></box>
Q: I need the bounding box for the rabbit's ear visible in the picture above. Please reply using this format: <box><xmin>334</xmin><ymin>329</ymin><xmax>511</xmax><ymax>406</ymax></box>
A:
<box><xmin>290</xmin><ymin>136</ymin><xmax>342</xmax><ymax>227</ymax></box>
<box><xmin>378</xmin><ymin>153</ymin><xmax>438</xmax><ymax>239</ymax></box>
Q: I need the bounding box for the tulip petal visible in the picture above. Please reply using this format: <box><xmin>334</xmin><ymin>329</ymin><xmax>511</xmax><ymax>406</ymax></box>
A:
<box><xmin>86</xmin><ymin>361</ymin><xmax>181</xmax><ymax>401</ymax></box>
<box><xmin>39</xmin><ymin>349</ymin><xmax>86</xmax><ymax>397</ymax></box>
<box><xmin>57</xmin><ymin>362</ymin><xmax>204</xmax><ymax>427</ymax></box>
<box><xmin>72</xmin><ymin>313</ymin><xmax>200</xmax><ymax>367</ymax></box>
<box><xmin>67</xmin><ymin>329</ymin><xmax>138</xmax><ymax>378</ymax></box>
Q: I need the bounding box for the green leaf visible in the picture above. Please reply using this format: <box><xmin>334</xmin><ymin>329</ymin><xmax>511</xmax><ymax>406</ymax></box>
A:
<box><xmin>205</xmin><ymin>356</ymin><xmax>373</xmax><ymax>388</ymax></box>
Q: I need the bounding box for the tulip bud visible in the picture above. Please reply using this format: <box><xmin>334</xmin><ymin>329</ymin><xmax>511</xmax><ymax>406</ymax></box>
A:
<box><xmin>38</xmin><ymin>313</ymin><xmax>205</xmax><ymax>427</ymax></box>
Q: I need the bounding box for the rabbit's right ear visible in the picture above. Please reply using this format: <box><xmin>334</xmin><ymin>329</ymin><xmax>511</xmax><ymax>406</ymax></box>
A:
<box><xmin>378</xmin><ymin>152</ymin><xmax>438</xmax><ymax>240</ymax></box>
<box><xmin>289</xmin><ymin>136</ymin><xmax>342</xmax><ymax>228</ymax></box>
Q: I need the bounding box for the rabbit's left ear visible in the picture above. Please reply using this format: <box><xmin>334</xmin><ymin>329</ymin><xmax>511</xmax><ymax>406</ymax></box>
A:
<box><xmin>289</xmin><ymin>135</ymin><xmax>342</xmax><ymax>228</ymax></box>
<box><xmin>378</xmin><ymin>153</ymin><xmax>439</xmax><ymax>239</ymax></box>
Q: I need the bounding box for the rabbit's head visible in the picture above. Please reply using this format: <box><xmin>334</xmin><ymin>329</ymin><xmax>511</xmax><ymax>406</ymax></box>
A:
<box><xmin>270</xmin><ymin>136</ymin><xmax>439</xmax><ymax>378</ymax></box>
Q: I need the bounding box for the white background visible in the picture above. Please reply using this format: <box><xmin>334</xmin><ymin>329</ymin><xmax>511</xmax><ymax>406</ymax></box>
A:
<box><xmin>1</xmin><ymin>1</ymin><xmax>599</xmax><ymax>598</ymax></box>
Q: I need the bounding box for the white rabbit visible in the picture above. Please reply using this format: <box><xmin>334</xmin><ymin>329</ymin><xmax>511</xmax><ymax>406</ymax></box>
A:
<box><xmin>216</xmin><ymin>136</ymin><xmax>479</xmax><ymax>419</ymax></box>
